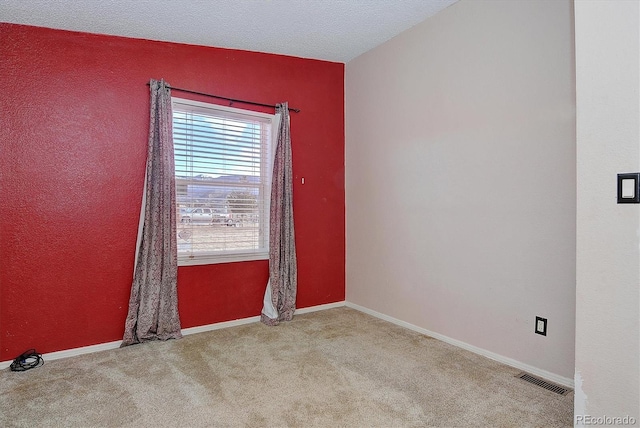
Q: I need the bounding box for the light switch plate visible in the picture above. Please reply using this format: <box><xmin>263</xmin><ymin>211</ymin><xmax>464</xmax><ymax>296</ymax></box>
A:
<box><xmin>617</xmin><ymin>173</ymin><xmax>640</xmax><ymax>203</ymax></box>
<box><xmin>535</xmin><ymin>316</ymin><xmax>547</xmax><ymax>336</ymax></box>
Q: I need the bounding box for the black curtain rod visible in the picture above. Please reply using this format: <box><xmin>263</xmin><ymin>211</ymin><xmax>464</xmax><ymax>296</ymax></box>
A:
<box><xmin>146</xmin><ymin>82</ymin><xmax>300</xmax><ymax>113</ymax></box>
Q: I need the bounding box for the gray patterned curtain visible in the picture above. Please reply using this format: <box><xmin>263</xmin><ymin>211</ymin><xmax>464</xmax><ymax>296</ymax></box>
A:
<box><xmin>122</xmin><ymin>79</ymin><xmax>182</xmax><ymax>346</ymax></box>
<box><xmin>261</xmin><ymin>103</ymin><xmax>298</xmax><ymax>325</ymax></box>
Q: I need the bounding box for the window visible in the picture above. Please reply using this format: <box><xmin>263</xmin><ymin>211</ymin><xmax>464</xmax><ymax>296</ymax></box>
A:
<box><xmin>172</xmin><ymin>97</ymin><xmax>275</xmax><ymax>265</ymax></box>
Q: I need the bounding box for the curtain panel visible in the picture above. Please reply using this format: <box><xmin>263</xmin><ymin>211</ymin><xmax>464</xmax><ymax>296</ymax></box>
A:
<box><xmin>261</xmin><ymin>103</ymin><xmax>298</xmax><ymax>326</ymax></box>
<box><xmin>122</xmin><ymin>79</ymin><xmax>182</xmax><ymax>346</ymax></box>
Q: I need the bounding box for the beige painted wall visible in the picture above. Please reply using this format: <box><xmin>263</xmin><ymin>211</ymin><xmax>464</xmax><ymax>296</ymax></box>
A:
<box><xmin>346</xmin><ymin>0</ymin><xmax>576</xmax><ymax>379</ymax></box>
<box><xmin>574</xmin><ymin>0</ymin><xmax>640</xmax><ymax>423</ymax></box>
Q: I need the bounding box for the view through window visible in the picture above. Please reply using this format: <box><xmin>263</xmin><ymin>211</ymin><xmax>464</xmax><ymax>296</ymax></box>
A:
<box><xmin>172</xmin><ymin>98</ymin><xmax>273</xmax><ymax>265</ymax></box>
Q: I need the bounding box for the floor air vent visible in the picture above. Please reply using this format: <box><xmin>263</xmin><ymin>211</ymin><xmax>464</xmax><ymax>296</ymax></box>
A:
<box><xmin>515</xmin><ymin>372</ymin><xmax>570</xmax><ymax>396</ymax></box>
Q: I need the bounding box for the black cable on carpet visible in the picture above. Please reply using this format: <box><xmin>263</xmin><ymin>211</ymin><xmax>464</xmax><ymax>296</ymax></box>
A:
<box><xmin>10</xmin><ymin>349</ymin><xmax>44</xmax><ymax>372</ymax></box>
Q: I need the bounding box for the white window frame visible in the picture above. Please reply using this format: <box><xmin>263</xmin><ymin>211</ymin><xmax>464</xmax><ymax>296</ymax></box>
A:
<box><xmin>172</xmin><ymin>97</ymin><xmax>278</xmax><ymax>266</ymax></box>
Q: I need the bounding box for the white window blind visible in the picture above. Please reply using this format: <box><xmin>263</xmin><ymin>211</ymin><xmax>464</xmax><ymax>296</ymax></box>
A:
<box><xmin>172</xmin><ymin>97</ymin><xmax>274</xmax><ymax>265</ymax></box>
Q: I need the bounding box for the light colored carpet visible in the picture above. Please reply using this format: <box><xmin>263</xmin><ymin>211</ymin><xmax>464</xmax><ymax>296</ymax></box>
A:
<box><xmin>0</xmin><ymin>307</ymin><xmax>573</xmax><ymax>427</ymax></box>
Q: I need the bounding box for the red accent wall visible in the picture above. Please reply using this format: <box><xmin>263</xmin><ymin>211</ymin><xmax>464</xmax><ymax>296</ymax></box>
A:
<box><xmin>0</xmin><ymin>23</ymin><xmax>345</xmax><ymax>361</ymax></box>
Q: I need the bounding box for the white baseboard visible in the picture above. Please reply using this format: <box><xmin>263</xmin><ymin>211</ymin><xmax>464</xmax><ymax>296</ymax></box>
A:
<box><xmin>296</xmin><ymin>301</ymin><xmax>346</xmax><ymax>314</ymax></box>
<box><xmin>182</xmin><ymin>301</ymin><xmax>346</xmax><ymax>335</ymax></box>
<box><xmin>181</xmin><ymin>316</ymin><xmax>262</xmax><ymax>336</ymax></box>
<box><xmin>345</xmin><ymin>301</ymin><xmax>574</xmax><ymax>389</ymax></box>
<box><xmin>0</xmin><ymin>340</ymin><xmax>122</xmax><ymax>370</ymax></box>
<box><xmin>0</xmin><ymin>301</ymin><xmax>347</xmax><ymax>370</ymax></box>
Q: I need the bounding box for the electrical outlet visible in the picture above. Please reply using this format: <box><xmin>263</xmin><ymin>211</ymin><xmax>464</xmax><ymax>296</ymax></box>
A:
<box><xmin>535</xmin><ymin>316</ymin><xmax>547</xmax><ymax>336</ymax></box>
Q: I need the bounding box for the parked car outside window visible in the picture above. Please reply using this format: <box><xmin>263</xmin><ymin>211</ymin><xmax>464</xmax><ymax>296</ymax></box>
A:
<box><xmin>180</xmin><ymin>208</ymin><xmax>239</xmax><ymax>226</ymax></box>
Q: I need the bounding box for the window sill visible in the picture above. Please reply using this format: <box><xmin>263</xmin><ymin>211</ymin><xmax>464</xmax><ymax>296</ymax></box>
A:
<box><xmin>178</xmin><ymin>251</ymin><xmax>269</xmax><ymax>266</ymax></box>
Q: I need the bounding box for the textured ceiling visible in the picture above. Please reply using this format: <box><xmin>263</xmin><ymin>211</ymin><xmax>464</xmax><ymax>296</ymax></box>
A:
<box><xmin>0</xmin><ymin>0</ymin><xmax>457</xmax><ymax>63</ymax></box>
